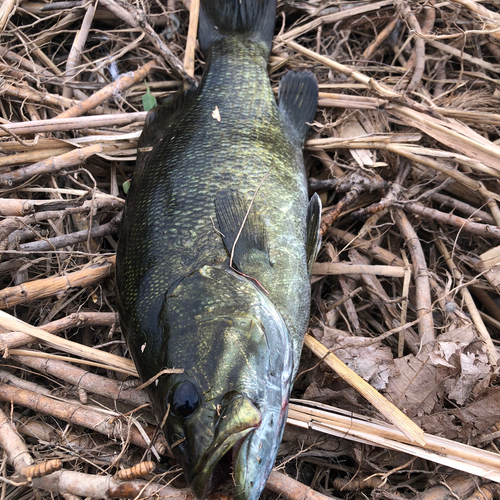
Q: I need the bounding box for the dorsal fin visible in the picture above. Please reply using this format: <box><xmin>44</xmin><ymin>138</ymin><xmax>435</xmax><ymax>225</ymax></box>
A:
<box><xmin>278</xmin><ymin>71</ymin><xmax>318</xmax><ymax>145</ymax></box>
<box><xmin>306</xmin><ymin>193</ymin><xmax>322</xmax><ymax>275</ymax></box>
<box><xmin>138</xmin><ymin>83</ymin><xmax>196</xmax><ymax>151</ymax></box>
<box><xmin>214</xmin><ymin>189</ymin><xmax>270</xmax><ymax>272</ymax></box>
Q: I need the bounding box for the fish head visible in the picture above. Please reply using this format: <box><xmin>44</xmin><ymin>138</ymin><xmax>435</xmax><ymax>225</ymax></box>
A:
<box><xmin>154</xmin><ymin>266</ymin><xmax>295</xmax><ymax>500</ymax></box>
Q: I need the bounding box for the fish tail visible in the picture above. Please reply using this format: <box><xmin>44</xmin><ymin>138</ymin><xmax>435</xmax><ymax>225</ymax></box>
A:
<box><xmin>198</xmin><ymin>0</ymin><xmax>276</xmax><ymax>54</ymax></box>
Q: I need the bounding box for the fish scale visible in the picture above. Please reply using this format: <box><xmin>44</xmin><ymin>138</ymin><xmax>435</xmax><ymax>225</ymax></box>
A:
<box><xmin>116</xmin><ymin>1</ymin><xmax>320</xmax><ymax>498</ymax></box>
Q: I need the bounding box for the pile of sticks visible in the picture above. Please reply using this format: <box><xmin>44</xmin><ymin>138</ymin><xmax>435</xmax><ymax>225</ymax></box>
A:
<box><xmin>1</xmin><ymin>0</ymin><xmax>500</xmax><ymax>498</ymax></box>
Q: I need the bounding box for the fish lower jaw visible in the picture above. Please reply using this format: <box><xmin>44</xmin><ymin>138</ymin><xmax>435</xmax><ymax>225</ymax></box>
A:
<box><xmin>190</xmin><ymin>429</ymin><xmax>254</xmax><ymax>500</ymax></box>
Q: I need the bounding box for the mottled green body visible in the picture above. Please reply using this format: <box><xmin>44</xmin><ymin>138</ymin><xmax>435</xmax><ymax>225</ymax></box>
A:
<box><xmin>118</xmin><ymin>40</ymin><xmax>309</xmax><ymax>373</ymax></box>
<box><xmin>117</xmin><ymin>17</ymin><xmax>318</xmax><ymax>500</ymax></box>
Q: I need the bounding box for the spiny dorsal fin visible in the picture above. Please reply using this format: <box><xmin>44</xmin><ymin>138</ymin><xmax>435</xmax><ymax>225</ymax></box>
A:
<box><xmin>306</xmin><ymin>192</ymin><xmax>322</xmax><ymax>275</ymax></box>
<box><xmin>278</xmin><ymin>71</ymin><xmax>318</xmax><ymax>145</ymax></box>
<box><xmin>214</xmin><ymin>189</ymin><xmax>270</xmax><ymax>272</ymax></box>
<box><xmin>138</xmin><ymin>83</ymin><xmax>196</xmax><ymax>151</ymax></box>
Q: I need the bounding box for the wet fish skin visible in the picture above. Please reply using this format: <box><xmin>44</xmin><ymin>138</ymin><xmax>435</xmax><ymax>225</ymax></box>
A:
<box><xmin>116</xmin><ymin>1</ymin><xmax>319</xmax><ymax>499</ymax></box>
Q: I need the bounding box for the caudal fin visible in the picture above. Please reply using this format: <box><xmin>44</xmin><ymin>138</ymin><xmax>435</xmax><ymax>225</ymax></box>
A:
<box><xmin>198</xmin><ymin>0</ymin><xmax>276</xmax><ymax>54</ymax></box>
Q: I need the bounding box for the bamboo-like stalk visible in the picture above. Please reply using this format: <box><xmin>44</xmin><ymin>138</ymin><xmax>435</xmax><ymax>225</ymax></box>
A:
<box><xmin>392</xmin><ymin>209</ymin><xmax>435</xmax><ymax>345</ymax></box>
<box><xmin>0</xmin><ymin>256</ymin><xmax>118</xmax><ymax>309</ymax></box>
<box><xmin>288</xmin><ymin>400</ymin><xmax>500</xmax><ymax>482</ymax></box>
<box><xmin>0</xmin><ymin>144</ymin><xmax>103</xmax><ymax>186</ymax></box>
<box><xmin>0</xmin><ymin>112</ymin><xmax>147</xmax><ymax>137</ymax></box>
<box><xmin>0</xmin><ymin>308</ymin><xmax>136</xmax><ymax>375</ymax></box>
<box><xmin>184</xmin><ymin>0</ymin><xmax>199</xmax><ymax>79</ymax></box>
<box><xmin>56</xmin><ymin>61</ymin><xmax>156</xmax><ymax>119</ymax></box>
<box><xmin>312</xmin><ymin>262</ymin><xmax>406</xmax><ymax>277</ymax></box>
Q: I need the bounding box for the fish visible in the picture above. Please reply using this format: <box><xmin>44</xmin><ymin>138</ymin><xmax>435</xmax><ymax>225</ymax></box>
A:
<box><xmin>115</xmin><ymin>0</ymin><xmax>320</xmax><ymax>498</ymax></box>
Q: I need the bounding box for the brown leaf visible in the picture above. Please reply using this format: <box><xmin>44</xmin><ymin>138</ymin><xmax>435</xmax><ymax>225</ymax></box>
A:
<box><xmin>319</xmin><ymin>326</ymin><xmax>394</xmax><ymax>390</ymax></box>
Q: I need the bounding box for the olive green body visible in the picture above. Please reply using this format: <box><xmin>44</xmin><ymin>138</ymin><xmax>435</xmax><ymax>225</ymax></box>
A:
<box><xmin>116</xmin><ymin>30</ymin><xmax>317</xmax><ymax>500</ymax></box>
<box><xmin>118</xmin><ymin>39</ymin><xmax>310</xmax><ymax>376</ymax></box>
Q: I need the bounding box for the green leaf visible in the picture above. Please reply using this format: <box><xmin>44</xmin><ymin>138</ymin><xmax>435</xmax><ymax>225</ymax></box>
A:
<box><xmin>123</xmin><ymin>179</ymin><xmax>131</xmax><ymax>194</ymax></box>
<box><xmin>142</xmin><ymin>81</ymin><xmax>157</xmax><ymax>112</ymax></box>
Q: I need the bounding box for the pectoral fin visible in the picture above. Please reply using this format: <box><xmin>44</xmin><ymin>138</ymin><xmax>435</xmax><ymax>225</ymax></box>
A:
<box><xmin>214</xmin><ymin>189</ymin><xmax>270</xmax><ymax>273</ymax></box>
<box><xmin>306</xmin><ymin>192</ymin><xmax>322</xmax><ymax>275</ymax></box>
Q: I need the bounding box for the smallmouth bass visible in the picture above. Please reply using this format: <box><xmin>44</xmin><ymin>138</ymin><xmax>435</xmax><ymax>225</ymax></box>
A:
<box><xmin>116</xmin><ymin>0</ymin><xmax>320</xmax><ymax>498</ymax></box>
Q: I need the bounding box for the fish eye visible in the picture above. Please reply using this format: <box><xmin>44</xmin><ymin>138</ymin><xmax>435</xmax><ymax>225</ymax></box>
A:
<box><xmin>169</xmin><ymin>381</ymin><xmax>200</xmax><ymax>418</ymax></box>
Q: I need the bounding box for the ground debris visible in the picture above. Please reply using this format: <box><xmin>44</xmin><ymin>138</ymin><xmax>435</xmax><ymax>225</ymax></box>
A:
<box><xmin>1</xmin><ymin>0</ymin><xmax>500</xmax><ymax>498</ymax></box>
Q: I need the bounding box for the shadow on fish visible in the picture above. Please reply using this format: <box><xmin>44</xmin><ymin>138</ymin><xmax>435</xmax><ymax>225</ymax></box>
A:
<box><xmin>116</xmin><ymin>0</ymin><xmax>321</xmax><ymax>498</ymax></box>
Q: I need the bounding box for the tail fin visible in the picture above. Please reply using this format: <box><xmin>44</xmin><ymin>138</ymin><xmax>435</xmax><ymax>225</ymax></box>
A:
<box><xmin>198</xmin><ymin>0</ymin><xmax>276</xmax><ymax>54</ymax></box>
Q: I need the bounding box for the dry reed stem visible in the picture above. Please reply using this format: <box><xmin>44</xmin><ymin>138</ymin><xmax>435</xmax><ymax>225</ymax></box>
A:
<box><xmin>330</xmin><ymin>228</ymin><xmax>405</xmax><ymax>267</ymax></box>
<box><xmin>0</xmin><ymin>311</ymin><xmax>116</xmax><ymax>351</ymax></box>
<box><xmin>288</xmin><ymin>401</ymin><xmax>500</xmax><ymax>481</ymax></box>
<box><xmin>426</xmin><ymin>39</ymin><xmax>500</xmax><ymax>72</ymax></box>
<box><xmin>0</xmin><ymin>407</ymin><xmax>32</xmax><ymax>473</ymax></box>
<box><xmin>392</xmin><ymin>209</ymin><xmax>435</xmax><ymax>345</ymax></box>
<box><xmin>184</xmin><ymin>0</ymin><xmax>199</xmax><ymax>79</ymax></box>
<box><xmin>403</xmin><ymin>202</ymin><xmax>500</xmax><ymax>240</ymax></box>
<box><xmin>303</xmin><ymin>333</ymin><xmax>426</xmax><ymax>446</ymax></box>
<box><xmin>431</xmin><ymin>193</ymin><xmax>495</xmax><ymax>225</ymax></box>
<box><xmin>395</xmin><ymin>0</ymin><xmax>426</xmax><ymax>91</ymax></box>
<box><xmin>0</xmin><ymin>82</ymin><xmax>79</xmax><ymax>110</ymax></box>
<box><xmin>0</xmin><ymin>144</ymin><xmax>103</xmax><ymax>186</ymax></box>
<box><xmin>31</xmin><ymin>468</ymin><xmax>335</xmax><ymax>500</ymax></box>
<box><xmin>0</xmin><ymin>384</ymin><xmax>168</xmax><ymax>454</ymax></box>
<box><xmin>98</xmin><ymin>0</ymin><xmax>187</xmax><ymax>77</ymax></box>
<box><xmin>15</xmin><ymin>411</ymin><xmax>103</xmax><ymax>448</ymax></box>
<box><xmin>0</xmin><ymin>309</ymin><xmax>136</xmax><ymax>375</ymax></box>
<box><xmin>18</xmin><ymin>214</ymin><xmax>121</xmax><ymax>252</ymax></box>
<box><xmin>63</xmin><ymin>2</ymin><xmax>96</xmax><ymax>100</ymax></box>
<box><xmin>13</xmin><ymin>354</ymin><xmax>150</xmax><ymax>407</ymax></box>
<box><xmin>470</xmin><ymin>286</ymin><xmax>500</xmax><ymax>323</ymax></box>
<box><xmin>280</xmin><ymin>0</ymin><xmax>394</xmax><ymax>41</ymax></box>
<box><xmin>415</xmin><ymin>474</ymin><xmax>479</xmax><ymax>500</ymax></box>
<box><xmin>389</xmin><ymin>105</ymin><xmax>500</xmax><ymax>172</ymax></box>
<box><xmin>312</xmin><ymin>262</ymin><xmax>406</xmax><ymax>277</ymax></box>
<box><xmin>0</xmin><ymin>0</ymin><xmax>17</xmax><ymax>32</ymax></box>
<box><xmin>56</xmin><ymin>60</ymin><xmax>156</xmax><ymax>119</ymax></box>
<box><xmin>0</xmin><ymin>112</ymin><xmax>147</xmax><ymax>137</ymax></box>
<box><xmin>0</xmin><ymin>147</ymin><xmax>74</xmax><ymax>169</ymax></box>
<box><xmin>0</xmin><ymin>256</ymin><xmax>117</xmax><ymax>309</ymax></box>
<box><xmin>32</xmin><ymin>469</ymin><xmax>192</xmax><ymax>499</ymax></box>
<box><xmin>362</xmin><ymin>17</ymin><xmax>398</xmax><ymax>60</ymax></box>
<box><xmin>266</xmin><ymin>471</ymin><xmax>342</xmax><ymax>500</ymax></box>
<box><xmin>0</xmin><ymin>45</ymin><xmax>56</xmax><ymax>77</ymax></box>
<box><xmin>0</xmin><ymin>198</ymin><xmax>123</xmax><ymax>243</ymax></box>
<box><xmin>282</xmin><ymin>38</ymin><xmax>400</xmax><ymax>99</ymax></box>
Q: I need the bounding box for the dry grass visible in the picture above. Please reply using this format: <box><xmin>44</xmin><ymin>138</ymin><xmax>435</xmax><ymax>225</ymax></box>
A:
<box><xmin>1</xmin><ymin>0</ymin><xmax>500</xmax><ymax>499</ymax></box>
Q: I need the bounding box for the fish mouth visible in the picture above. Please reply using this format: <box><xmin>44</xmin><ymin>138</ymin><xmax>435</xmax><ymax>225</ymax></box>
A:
<box><xmin>190</xmin><ymin>396</ymin><xmax>261</xmax><ymax>499</ymax></box>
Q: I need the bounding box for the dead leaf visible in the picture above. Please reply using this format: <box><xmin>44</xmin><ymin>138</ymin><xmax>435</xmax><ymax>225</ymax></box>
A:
<box><xmin>446</xmin><ymin>351</ymin><xmax>490</xmax><ymax>405</ymax></box>
<box><xmin>318</xmin><ymin>326</ymin><xmax>394</xmax><ymax>390</ymax></box>
<box><xmin>384</xmin><ymin>343</ymin><xmax>452</xmax><ymax>417</ymax></box>
<box><xmin>453</xmin><ymin>387</ymin><xmax>500</xmax><ymax>433</ymax></box>
<box><xmin>212</xmin><ymin>106</ymin><xmax>221</xmax><ymax>122</ymax></box>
